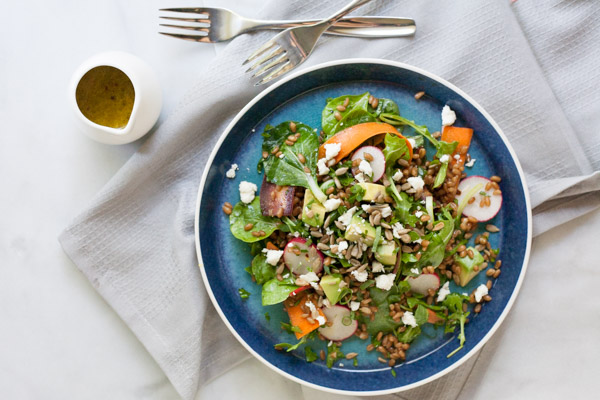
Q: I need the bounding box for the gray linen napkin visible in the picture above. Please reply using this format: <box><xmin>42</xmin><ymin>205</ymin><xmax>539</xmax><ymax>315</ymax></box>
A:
<box><xmin>59</xmin><ymin>0</ymin><xmax>600</xmax><ymax>399</ymax></box>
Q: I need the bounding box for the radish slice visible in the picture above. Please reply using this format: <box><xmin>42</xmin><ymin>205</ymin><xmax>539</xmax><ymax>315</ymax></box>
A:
<box><xmin>455</xmin><ymin>176</ymin><xmax>503</xmax><ymax>222</ymax></box>
<box><xmin>351</xmin><ymin>146</ymin><xmax>385</xmax><ymax>182</ymax></box>
<box><xmin>318</xmin><ymin>305</ymin><xmax>357</xmax><ymax>341</ymax></box>
<box><xmin>289</xmin><ymin>285</ymin><xmax>310</xmax><ymax>297</ymax></box>
<box><xmin>406</xmin><ymin>273</ymin><xmax>440</xmax><ymax>296</ymax></box>
<box><xmin>283</xmin><ymin>238</ymin><xmax>324</xmax><ymax>276</ymax></box>
<box><xmin>259</xmin><ymin>176</ymin><xmax>295</xmax><ymax>217</ymax></box>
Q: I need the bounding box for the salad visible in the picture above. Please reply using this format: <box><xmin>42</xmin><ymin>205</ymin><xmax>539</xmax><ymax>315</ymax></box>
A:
<box><xmin>222</xmin><ymin>92</ymin><xmax>503</xmax><ymax>368</ymax></box>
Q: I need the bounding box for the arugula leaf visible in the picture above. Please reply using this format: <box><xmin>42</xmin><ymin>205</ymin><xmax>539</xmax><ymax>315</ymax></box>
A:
<box><xmin>261</xmin><ymin>276</ymin><xmax>299</xmax><ymax>306</ymax></box>
<box><xmin>322</xmin><ymin>93</ymin><xmax>376</xmax><ymax>139</ymax></box>
<box><xmin>365</xmin><ymin>284</ymin><xmax>411</xmax><ymax>335</ymax></box>
<box><xmin>248</xmin><ymin>254</ymin><xmax>276</xmax><ymax>284</ymax></box>
<box><xmin>275</xmin><ymin>336</ymin><xmax>306</xmax><ymax>352</ymax></box>
<box><xmin>414</xmin><ymin>218</ymin><xmax>454</xmax><ymax>269</ymax></box>
<box><xmin>433</xmin><ymin>162</ymin><xmax>449</xmax><ymax>189</ymax></box>
<box><xmin>305</xmin><ymin>346</ymin><xmax>318</xmax><ymax>363</ymax></box>
<box><xmin>229</xmin><ymin>197</ymin><xmax>281</xmax><ymax>243</ymax></box>
<box><xmin>264</xmin><ymin>122</ymin><xmax>327</xmax><ymax>203</ymax></box>
<box><xmin>396</xmin><ymin>325</ymin><xmax>422</xmax><ymax>343</ymax></box>
<box><xmin>280</xmin><ymin>322</ymin><xmax>302</xmax><ymax>334</ymax></box>
<box><xmin>443</xmin><ymin>293</ymin><xmax>470</xmax><ymax>357</ymax></box>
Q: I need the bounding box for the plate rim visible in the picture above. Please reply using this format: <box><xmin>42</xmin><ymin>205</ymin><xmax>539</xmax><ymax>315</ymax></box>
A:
<box><xmin>194</xmin><ymin>58</ymin><xmax>533</xmax><ymax>395</ymax></box>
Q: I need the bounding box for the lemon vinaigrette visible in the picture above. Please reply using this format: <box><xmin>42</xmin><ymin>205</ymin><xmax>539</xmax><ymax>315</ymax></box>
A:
<box><xmin>75</xmin><ymin>66</ymin><xmax>135</xmax><ymax>129</ymax></box>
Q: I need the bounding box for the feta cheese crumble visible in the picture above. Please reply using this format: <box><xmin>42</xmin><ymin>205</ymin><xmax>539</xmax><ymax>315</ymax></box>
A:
<box><xmin>264</xmin><ymin>249</ymin><xmax>283</xmax><ymax>266</ymax></box>
<box><xmin>408</xmin><ymin>138</ymin><xmax>416</xmax><ymax>148</ymax></box>
<box><xmin>392</xmin><ymin>170</ymin><xmax>403</xmax><ymax>182</ymax></box>
<box><xmin>474</xmin><ymin>284</ymin><xmax>489</xmax><ymax>303</ymax></box>
<box><xmin>324</xmin><ymin>143</ymin><xmax>341</xmax><ymax>161</ymax></box>
<box><xmin>392</xmin><ymin>222</ymin><xmax>404</xmax><ymax>239</ymax></box>
<box><xmin>317</xmin><ymin>158</ymin><xmax>330</xmax><ymax>176</ymax></box>
<box><xmin>350</xmin><ymin>301</ymin><xmax>360</xmax><ymax>311</ymax></box>
<box><xmin>316</xmin><ymin>315</ymin><xmax>326</xmax><ymax>326</ymax></box>
<box><xmin>465</xmin><ymin>158</ymin><xmax>476</xmax><ymax>168</ymax></box>
<box><xmin>407</xmin><ymin>176</ymin><xmax>425</xmax><ymax>191</ymax></box>
<box><xmin>375</xmin><ymin>273</ymin><xmax>395</xmax><ymax>291</ymax></box>
<box><xmin>372</xmin><ymin>261</ymin><xmax>385</xmax><ymax>273</ymax></box>
<box><xmin>437</xmin><ymin>281</ymin><xmax>451</xmax><ymax>303</ymax></box>
<box><xmin>380</xmin><ymin>205</ymin><xmax>392</xmax><ymax>218</ymax></box>
<box><xmin>361</xmin><ymin>204</ymin><xmax>371</xmax><ymax>212</ymax></box>
<box><xmin>354</xmin><ymin>172</ymin><xmax>366</xmax><ymax>183</ymax></box>
<box><xmin>337</xmin><ymin>241</ymin><xmax>349</xmax><ymax>252</ymax></box>
<box><xmin>225</xmin><ymin>163</ymin><xmax>238</xmax><ymax>179</ymax></box>
<box><xmin>299</xmin><ymin>272</ymin><xmax>319</xmax><ymax>283</ymax></box>
<box><xmin>439</xmin><ymin>154</ymin><xmax>450</xmax><ymax>164</ymax></box>
<box><xmin>415</xmin><ymin>210</ymin><xmax>423</xmax><ymax>218</ymax></box>
<box><xmin>358</xmin><ymin>160</ymin><xmax>373</xmax><ymax>177</ymax></box>
<box><xmin>324</xmin><ymin>198</ymin><xmax>342</xmax><ymax>212</ymax></box>
<box><xmin>351</xmin><ymin>270</ymin><xmax>368</xmax><ymax>282</ymax></box>
<box><xmin>402</xmin><ymin>311</ymin><xmax>418</xmax><ymax>328</ymax></box>
<box><xmin>441</xmin><ymin>105</ymin><xmax>457</xmax><ymax>126</ymax></box>
<box><xmin>410</xmin><ymin>268</ymin><xmax>420</xmax><ymax>275</ymax></box>
<box><xmin>239</xmin><ymin>181</ymin><xmax>257</xmax><ymax>204</ymax></box>
<box><xmin>337</xmin><ymin>207</ymin><xmax>356</xmax><ymax>228</ymax></box>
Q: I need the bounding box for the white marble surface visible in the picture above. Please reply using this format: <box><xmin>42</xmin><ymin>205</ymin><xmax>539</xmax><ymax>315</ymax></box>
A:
<box><xmin>1</xmin><ymin>1</ymin><xmax>599</xmax><ymax>399</ymax></box>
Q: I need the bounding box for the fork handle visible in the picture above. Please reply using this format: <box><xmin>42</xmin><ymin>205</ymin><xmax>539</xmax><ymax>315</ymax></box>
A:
<box><xmin>241</xmin><ymin>16</ymin><xmax>416</xmax><ymax>38</ymax></box>
<box><xmin>321</xmin><ymin>0</ymin><xmax>373</xmax><ymax>28</ymax></box>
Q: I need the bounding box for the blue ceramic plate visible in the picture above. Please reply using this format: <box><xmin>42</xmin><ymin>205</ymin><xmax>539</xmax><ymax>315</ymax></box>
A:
<box><xmin>195</xmin><ymin>59</ymin><xmax>531</xmax><ymax>395</ymax></box>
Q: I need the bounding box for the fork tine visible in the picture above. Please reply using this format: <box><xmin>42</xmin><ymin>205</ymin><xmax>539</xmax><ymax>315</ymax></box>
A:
<box><xmin>158</xmin><ymin>32</ymin><xmax>213</xmax><ymax>43</ymax></box>
<box><xmin>159</xmin><ymin>16</ymin><xmax>210</xmax><ymax>24</ymax></box>
<box><xmin>256</xmin><ymin>61</ymin><xmax>294</xmax><ymax>86</ymax></box>
<box><xmin>245</xmin><ymin>46</ymin><xmax>284</xmax><ymax>73</ymax></box>
<box><xmin>251</xmin><ymin>52</ymin><xmax>288</xmax><ymax>78</ymax></box>
<box><xmin>159</xmin><ymin>8</ymin><xmax>210</xmax><ymax>15</ymax></box>
<box><xmin>242</xmin><ymin>41</ymin><xmax>276</xmax><ymax>66</ymax></box>
<box><xmin>159</xmin><ymin>24</ymin><xmax>210</xmax><ymax>34</ymax></box>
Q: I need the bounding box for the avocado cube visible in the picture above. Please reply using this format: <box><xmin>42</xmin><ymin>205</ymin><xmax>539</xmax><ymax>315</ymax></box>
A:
<box><xmin>301</xmin><ymin>189</ymin><xmax>326</xmax><ymax>227</ymax></box>
<box><xmin>320</xmin><ymin>274</ymin><xmax>344</xmax><ymax>304</ymax></box>
<box><xmin>344</xmin><ymin>214</ymin><xmax>376</xmax><ymax>246</ymax></box>
<box><xmin>358</xmin><ymin>183</ymin><xmax>387</xmax><ymax>202</ymax></box>
<box><xmin>455</xmin><ymin>247</ymin><xmax>485</xmax><ymax>286</ymax></box>
<box><xmin>375</xmin><ymin>241</ymin><xmax>398</xmax><ymax>265</ymax></box>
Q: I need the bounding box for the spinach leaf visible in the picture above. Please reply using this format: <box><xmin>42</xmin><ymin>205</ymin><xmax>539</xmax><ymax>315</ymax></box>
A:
<box><xmin>264</xmin><ymin>123</ymin><xmax>327</xmax><ymax>203</ymax></box>
<box><xmin>383</xmin><ymin>133</ymin><xmax>411</xmax><ymax>166</ymax></box>
<box><xmin>259</xmin><ymin>121</ymin><xmax>303</xmax><ymax>173</ymax></box>
<box><xmin>261</xmin><ymin>276</ymin><xmax>299</xmax><ymax>306</ymax></box>
<box><xmin>366</xmin><ymin>284</ymin><xmax>410</xmax><ymax>335</ymax></box>
<box><xmin>375</xmin><ymin>98</ymin><xmax>400</xmax><ymax>116</ymax></box>
<box><xmin>322</xmin><ymin>93</ymin><xmax>376</xmax><ymax>139</ymax></box>
<box><xmin>414</xmin><ymin>304</ymin><xmax>429</xmax><ymax>326</ymax></box>
<box><xmin>443</xmin><ymin>293</ymin><xmax>470</xmax><ymax>357</ymax></box>
<box><xmin>229</xmin><ymin>197</ymin><xmax>281</xmax><ymax>243</ymax></box>
<box><xmin>249</xmin><ymin>254</ymin><xmax>276</xmax><ymax>285</ymax></box>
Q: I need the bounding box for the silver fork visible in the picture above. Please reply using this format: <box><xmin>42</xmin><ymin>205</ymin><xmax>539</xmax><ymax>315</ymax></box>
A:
<box><xmin>159</xmin><ymin>7</ymin><xmax>416</xmax><ymax>43</ymax></box>
<box><xmin>243</xmin><ymin>0</ymin><xmax>373</xmax><ymax>85</ymax></box>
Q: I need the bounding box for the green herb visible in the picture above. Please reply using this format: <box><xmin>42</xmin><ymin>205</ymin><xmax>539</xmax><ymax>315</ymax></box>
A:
<box><xmin>261</xmin><ymin>276</ymin><xmax>299</xmax><ymax>306</ymax></box>
<box><xmin>372</xmin><ymin>226</ymin><xmax>382</xmax><ymax>253</ymax></box>
<box><xmin>305</xmin><ymin>346</ymin><xmax>318</xmax><ymax>363</ymax></box>
<box><xmin>353</xmin><ymin>358</ymin><xmax>358</xmax><ymax>367</ymax></box>
<box><xmin>348</xmin><ymin>184</ymin><xmax>365</xmax><ymax>203</ymax></box>
<box><xmin>322</xmin><ymin>93</ymin><xmax>376</xmax><ymax>139</ymax></box>
<box><xmin>359</xmin><ymin>280</ymin><xmax>375</xmax><ymax>290</ymax></box>
<box><xmin>414</xmin><ymin>217</ymin><xmax>454</xmax><ymax>269</ymax></box>
<box><xmin>396</xmin><ymin>325</ymin><xmax>422</xmax><ymax>343</ymax></box>
<box><xmin>264</xmin><ymin>312</ymin><xmax>270</xmax><ymax>321</ymax></box>
<box><xmin>391</xmin><ymin>368</ymin><xmax>397</xmax><ymax>377</ymax></box>
<box><xmin>433</xmin><ymin>162</ymin><xmax>449</xmax><ymax>189</ymax></box>
<box><xmin>238</xmin><ymin>288</ymin><xmax>250</xmax><ymax>300</ymax></box>
<box><xmin>326</xmin><ymin>342</ymin><xmax>345</xmax><ymax>368</ymax></box>
<box><xmin>443</xmin><ymin>293</ymin><xmax>470</xmax><ymax>357</ymax></box>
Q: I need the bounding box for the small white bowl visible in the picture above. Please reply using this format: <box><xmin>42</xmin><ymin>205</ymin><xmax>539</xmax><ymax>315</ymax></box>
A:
<box><xmin>69</xmin><ymin>51</ymin><xmax>162</xmax><ymax>145</ymax></box>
